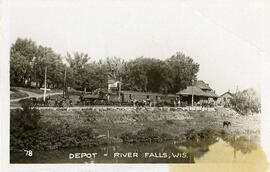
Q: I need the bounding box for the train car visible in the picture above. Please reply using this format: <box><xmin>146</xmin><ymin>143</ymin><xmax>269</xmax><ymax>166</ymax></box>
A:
<box><xmin>79</xmin><ymin>93</ymin><xmax>107</xmax><ymax>105</ymax></box>
<box><xmin>119</xmin><ymin>91</ymin><xmax>179</xmax><ymax>107</ymax></box>
<box><xmin>74</xmin><ymin>88</ymin><xmax>179</xmax><ymax>107</ymax></box>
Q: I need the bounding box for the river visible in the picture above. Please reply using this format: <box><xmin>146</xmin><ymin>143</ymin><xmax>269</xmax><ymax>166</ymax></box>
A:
<box><xmin>10</xmin><ymin>136</ymin><xmax>260</xmax><ymax>164</ymax></box>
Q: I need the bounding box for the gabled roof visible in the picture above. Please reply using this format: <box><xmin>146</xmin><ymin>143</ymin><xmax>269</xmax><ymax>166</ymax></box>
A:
<box><xmin>176</xmin><ymin>86</ymin><xmax>206</xmax><ymax>96</ymax></box>
<box><xmin>176</xmin><ymin>86</ymin><xmax>218</xmax><ymax>98</ymax></box>
<box><xmin>195</xmin><ymin>80</ymin><xmax>212</xmax><ymax>90</ymax></box>
<box><xmin>204</xmin><ymin>90</ymin><xmax>219</xmax><ymax>98</ymax></box>
<box><xmin>220</xmin><ymin>91</ymin><xmax>233</xmax><ymax>97</ymax></box>
<box><xmin>167</xmin><ymin>94</ymin><xmax>178</xmax><ymax>98</ymax></box>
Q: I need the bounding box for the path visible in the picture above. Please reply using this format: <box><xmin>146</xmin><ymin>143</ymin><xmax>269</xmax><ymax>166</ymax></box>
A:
<box><xmin>10</xmin><ymin>89</ymin><xmax>62</xmax><ymax>102</ymax></box>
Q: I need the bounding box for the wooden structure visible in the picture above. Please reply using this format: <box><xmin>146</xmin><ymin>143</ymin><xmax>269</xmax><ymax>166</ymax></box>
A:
<box><xmin>120</xmin><ymin>91</ymin><xmax>178</xmax><ymax>105</ymax></box>
<box><xmin>176</xmin><ymin>80</ymin><xmax>218</xmax><ymax>106</ymax></box>
<box><xmin>217</xmin><ymin>91</ymin><xmax>233</xmax><ymax>106</ymax></box>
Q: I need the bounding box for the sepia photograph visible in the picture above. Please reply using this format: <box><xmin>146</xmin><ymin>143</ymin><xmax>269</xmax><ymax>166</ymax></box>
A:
<box><xmin>1</xmin><ymin>0</ymin><xmax>270</xmax><ymax>171</ymax></box>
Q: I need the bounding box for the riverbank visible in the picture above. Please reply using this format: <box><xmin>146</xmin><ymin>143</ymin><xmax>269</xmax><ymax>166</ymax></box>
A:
<box><xmin>38</xmin><ymin>106</ymin><xmax>260</xmax><ymax>140</ymax></box>
<box><xmin>10</xmin><ymin>106</ymin><xmax>260</xmax><ymax>152</ymax></box>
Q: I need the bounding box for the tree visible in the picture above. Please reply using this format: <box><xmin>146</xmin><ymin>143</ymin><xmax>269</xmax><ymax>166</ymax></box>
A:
<box><xmin>66</xmin><ymin>52</ymin><xmax>90</xmax><ymax>91</ymax></box>
<box><xmin>84</xmin><ymin>61</ymin><xmax>107</xmax><ymax>91</ymax></box>
<box><xmin>10</xmin><ymin>38</ymin><xmax>65</xmax><ymax>88</ymax></box>
<box><xmin>122</xmin><ymin>52</ymin><xmax>199</xmax><ymax>94</ymax></box>
<box><xmin>10</xmin><ymin>38</ymin><xmax>38</xmax><ymax>86</ymax></box>
<box><xmin>166</xmin><ymin>52</ymin><xmax>200</xmax><ymax>93</ymax></box>
<box><xmin>122</xmin><ymin>57</ymin><xmax>171</xmax><ymax>93</ymax></box>
<box><xmin>230</xmin><ymin>88</ymin><xmax>261</xmax><ymax>115</ymax></box>
<box><xmin>102</xmin><ymin>56</ymin><xmax>125</xmax><ymax>80</ymax></box>
<box><xmin>34</xmin><ymin>46</ymin><xmax>63</xmax><ymax>88</ymax></box>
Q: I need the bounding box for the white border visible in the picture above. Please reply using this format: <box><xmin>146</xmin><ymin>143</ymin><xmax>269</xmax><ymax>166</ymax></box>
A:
<box><xmin>1</xmin><ymin>0</ymin><xmax>270</xmax><ymax>172</ymax></box>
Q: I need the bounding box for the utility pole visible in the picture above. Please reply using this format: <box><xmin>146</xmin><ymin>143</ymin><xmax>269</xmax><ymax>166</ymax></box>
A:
<box><xmin>43</xmin><ymin>66</ymin><xmax>47</xmax><ymax>101</ymax></box>
<box><xmin>191</xmin><ymin>79</ymin><xmax>194</xmax><ymax>107</ymax></box>
<box><xmin>63</xmin><ymin>67</ymin><xmax>67</xmax><ymax>97</ymax></box>
<box><xmin>118</xmin><ymin>77</ymin><xmax>122</xmax><ymax>103</ymax></box>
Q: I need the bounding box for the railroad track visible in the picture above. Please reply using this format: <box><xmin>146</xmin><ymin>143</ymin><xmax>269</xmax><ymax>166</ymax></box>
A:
<box><xmin>10</xmin><ymin>106</ymin><xmax>216</xmax><ymax>111</ymax></box>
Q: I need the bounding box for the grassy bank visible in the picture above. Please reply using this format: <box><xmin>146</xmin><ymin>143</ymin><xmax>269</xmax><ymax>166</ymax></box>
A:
<box><xmin>10</xmin><ymin>107</ymin><xmax>260</xmax><ymax>151</ymax></box>
<box><xmin>38</xmin><ymin>107</ymin><xmax>259</xmax><ymax>139</ymax></box>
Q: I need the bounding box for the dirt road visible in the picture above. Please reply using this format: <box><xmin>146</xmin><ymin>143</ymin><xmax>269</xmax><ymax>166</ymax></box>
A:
<box><xmin>10</xmin><ymin>89</ymin><xmax>62</xmax><ymax>102</ymax></box>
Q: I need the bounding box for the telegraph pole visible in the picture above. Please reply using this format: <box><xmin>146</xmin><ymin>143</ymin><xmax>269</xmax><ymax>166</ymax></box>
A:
<box><xmin>119</xmin><ymin>77</ymin><xmax>122</xmax><ymax>102</ymax></box>
<box><xmin>191</xmin><ymin>79</ymin><xmax>194</xmax><ymax>107</ymax></box>
<box><xmin>63</xmin><ymin>67</ymin><xmax>67</xmax><ymax>97</ymax></box>
<box><xmin>43</xmin><ymin>66</ymin><xmax>47</xmax><ymax>101</ymax></box>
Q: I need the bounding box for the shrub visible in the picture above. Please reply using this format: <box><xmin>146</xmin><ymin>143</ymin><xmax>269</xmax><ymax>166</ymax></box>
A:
<box><xmin>11</xmin><ymin>102</ymin><xmax>41</xmax><ymax>131</ymax></box>
<box><xmin>10</xmin><ymin>103</ymin><xmax>99</xmax><ymax>151</ymax></box>
<box><xmin>230</xmin><ymin>88</ymin><xmax>261</xmax><ymax>115</ymax></box>
<box><xmin>10</xmin><ymin>104</ymin><xmax>41</xmax><ymax>150</ymax></box>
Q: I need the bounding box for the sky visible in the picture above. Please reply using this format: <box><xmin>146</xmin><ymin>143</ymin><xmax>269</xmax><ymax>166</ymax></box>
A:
<box><xmin>8</xmin><ymin>0</ymin><xmax>265</xmax><ymax>95</ymax></box>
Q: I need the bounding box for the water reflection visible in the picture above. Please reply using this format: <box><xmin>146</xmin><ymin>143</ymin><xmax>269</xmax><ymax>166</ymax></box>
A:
<box><xmin>10</xmin><ymin>130</ymin><xmax>259</xmax><ymax>163</ymax></box>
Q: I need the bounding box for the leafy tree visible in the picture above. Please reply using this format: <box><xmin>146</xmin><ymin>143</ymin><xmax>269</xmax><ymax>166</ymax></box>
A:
<box><xmin>122</xmin><ymin>52</ymin><xmax>199</xmax><ymax>93</ymax></box>
<box><xmin>230</xmin><ymin>88</ymin><xmax>261</xmax><ymax>115</ymax></box>
<box><xmin>10</xmin><ymin>38</ymin><xmax>65</xmax><ymax>88</ymax></box>
<box><xmin>10</xmin><ymin>38</ymin><xmax>38</xmax><ymax>86</ymax></box>
<box><xmin>102</xmin><ymin>56</ymin><xmax>125</xmax><ymax>80</ymax></box>
<box><xmin>10</xmin><ymin>38</ymin><xmax>200</xmax><ymax>95</ymax></box>
<box><xmin>33</xmin><ymin>46</ymin><xmax>64</xmax><ymax>88</ymax></box>
<box><xmin>122</xmin><ymin>57</ymin><xmax>150</xmax><ymax>92</ymax></box>
<box><xmin>166</xmin><ymin>52</ymin><xmax>200</xmax><ymax>93</ymax></box>
<box><xmin>66</xmin><ymin>52</ymin><xmax>90</xmax><ymax>91</ymax></box>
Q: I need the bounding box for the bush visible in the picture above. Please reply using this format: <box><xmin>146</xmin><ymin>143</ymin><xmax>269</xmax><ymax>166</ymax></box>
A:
<box><xmin>230</xmin><ymin>88</ymin><xmax>261</xmax><ymax>115</ymax></box>
<box><xmin>10</xmin><ymin>103</ymin><xmax>98</xmax><ymax>151</ymax></box>
<box><xmin>11</xmin><ymin>102</ymin><xmax>41</xmax><ymax>131</ymax></box>
<box><xmin>10</xmin><ymin>104</ymin><xmax>41</xmax><ymax>150</ymax></box>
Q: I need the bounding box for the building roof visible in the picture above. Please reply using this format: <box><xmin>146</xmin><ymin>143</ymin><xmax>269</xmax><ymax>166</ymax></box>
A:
<box><xmin>167</xmin><ymin>94</ymin><xmax>178</xmax><ymax>98</ymax></box>
<box><xmin>176</xmin><ymin>86</ymin><xmax>218</xmax><ymax>98</ymax></box>
<box><xmin>204</xmin><ymin>90</ymin><xmax>219</xmax><ymax>98</ymax></box>
<box><xmin>220</xmin><ymin>91</ymin><xmax>233</xmax><ymax>98</ymax></box>
<box><xmin>195</xmin><ymin>80</ymin><xmax>212</xmax><ymax>90</ymax></box>
<box><xmin>176</xmin><ymin>86</ymin><xmax>206</xmax><ymax>96</ymax></box>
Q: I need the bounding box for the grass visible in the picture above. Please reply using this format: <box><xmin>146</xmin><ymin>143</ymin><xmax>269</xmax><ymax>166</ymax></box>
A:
<box><xmin>35</xmin><ymin>107</ymin><xmax>260</xmax><ymax>142</ymax></box>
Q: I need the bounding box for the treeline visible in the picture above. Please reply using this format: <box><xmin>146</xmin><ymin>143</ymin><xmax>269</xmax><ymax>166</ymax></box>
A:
<box><xmin>10</xmin><ymin>38</ymin><xmax>199</xmax><ymax>94</ymax></box>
